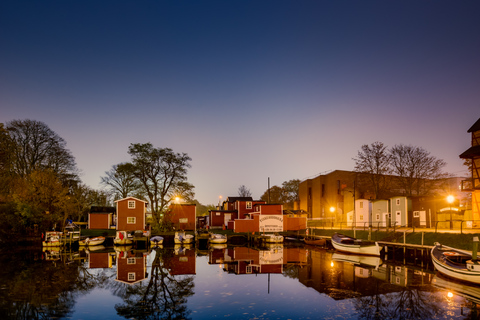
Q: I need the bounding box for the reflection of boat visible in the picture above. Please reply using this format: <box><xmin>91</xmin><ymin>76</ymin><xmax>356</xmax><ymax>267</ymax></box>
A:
<box><xmin>114</xmin><ymin>231</ymin><xmax>133</xmax><ymax>245</ymax></box>
<box><xmin>150</xmin><ymin>236</ymin><xmax>164</xmax><ymax>246</ymax></box>
<box><xmin>209</xmin><ymin>233</ymin><xmax>227</xmax><ymax>244</ymax></box>
<box><xmin>79</xmin><ymin>236</ymin><xmax>105</xmax><ymax>246</ymax></box>
<box><xmin>303</xmin><ymin>237</ymin><xmax>327</xmax><ymax>246</ymax></box>
<box><xmin>264</xmin><ymin>234</ymin><xmax>284</xmax><ymax>243</ymax></box>
<box><xmin>174</xmin><ymin>231</ymin><xmax>194</xmax><ymax>244</ymax></box>
<box><xmin>85</xmin><ymin>245</ymin><xmax>105</xmax><ymax>253</ymax></box>
<box><xmin>432</xmin><ymin>274</ymin><xmax>480</xmax><ymax>304</ymax></box>
<box><xmin>42</xmin><ymin>231</ymin><xmax>63</xmax><ymax>247</ymax></box>
<box><xmin>332</xmin><ymin>252</ymin><xmax>383</xmax><ymax>269</ymax></box>
<box><xmin>210</xmin><ymin>243</ymin><xmax>227</xmax><ymax>250</ymax></box>
<box><xmin>431</xmin><ymin>242</ymin><xmax>480</xmax><ymax>284</ymax></box>
<box><xmin>331</xmin><ymin>233</ymin><xmax>381</xmax><ymax>256</ymax></box>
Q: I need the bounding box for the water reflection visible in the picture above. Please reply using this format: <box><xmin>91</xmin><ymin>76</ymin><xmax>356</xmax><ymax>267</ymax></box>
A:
<box><xmin>2</xmin><ymin>244</ymin><xmax>480</xmax><ymax>319</ymax></box>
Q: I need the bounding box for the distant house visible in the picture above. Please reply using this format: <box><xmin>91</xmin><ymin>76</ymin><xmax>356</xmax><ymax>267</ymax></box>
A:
<box><xmin>371</xmin><ymin>199</ymin><xmax>389</xmax><ymax>228</ymax></box>
<box><xmin>89</xmin><ymin>206</ymin><xmax>116</xmax><ymax>229</ymax></box>
<box><xmin>167</xmin><ymin>203</ymin><xmax>196</xmax><ymax>231</ymax></box>
<box><xmin>209</xmin><ymin>197</ymin><xmax>266</xmax><ymax>229</ymax></box>
<box><xmin>390</xmin><ymin>196</ymin><xmax>411</xmax><ymax>228</ymax></box>
<box><xmin>114</xmin><ymin>197</ymin><xmax>148</xmax><ymax>231</ymax></box>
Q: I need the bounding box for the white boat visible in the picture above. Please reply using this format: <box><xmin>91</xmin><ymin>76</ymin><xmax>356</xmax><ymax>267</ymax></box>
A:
<box><xmin>209</xmin><ymin>233</ymin><xmax>227</xmax><ymax>244</ymax></box>
<box><xmin>332</xmin><ymin>252</ymin><xmax>383</xmax><ymax>269</ymax></box>
<box><xmin>174</xmin><ymin>231</ymin><xmax>194</xmax><ymax>244</ymax></box>
<box><xmin>114</xmin><ymin>231</ymin><xmax>133</xmax><ymax>245</ymax></box>
<box><xmin>79</xmin><ymin>236</ymin><xmax>105</xmax><ymax>246</ymax></box>
<box><xmin>431</xmin><ymin>242</ymin><xmax>480</xmax><ymax>284</ymax></box>
<box><xmin>150</xmin><ymin>236</ymin><xmax>164</xmax><ymax>246</ymax></box>
<box><xmin>263</xmin><ymin>234</ymin><xmax>284</xmax><ymax>243</ymax></box>
<box><xmin>331</xmin><ymin>233</ymin><xmax>381</xmax><ymax>256</ymax></box>
<box><xmin>42</xmin><ymin>231</ymin><xmax>63</xmax><ymax>247</ymax></box>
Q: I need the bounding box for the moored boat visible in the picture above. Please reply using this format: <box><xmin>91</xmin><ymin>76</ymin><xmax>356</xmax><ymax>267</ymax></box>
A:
<box><xmin>174</xmin><ymin>231</ymin><xmax>194</xmax><ymax>244</ymax></box>
<box><xmin>263</xmin><ymin>233</ymin><xmax>284</xmax><ymax>243</ymax></box>
<box><xmin>209</xmin><ymin>233</ymin><xmax>227</xmax><ymax>244</ymax></box>
<box><xmin>431</xmin><ymin>242</ymin><xmax>480</xmax><ymax>284</ymax></box>
<box><xmin>303</xmin><ymin>237</ymin><xmax>327</xmax><ymax>246</ymax></box>
<box><xmin>114</xmin><ymin>231</ymin><xmax>133</xmax><ymax>245</ymax></box>
<box><xmin>79</xmin><ymin>236</ymin><xmax>105</xmax><ymax>246</ymax></box>
<box><xmin>331</xmin><ymin>233</ymin><xmax>381</xmax><ymax>256</ymax></box>
<box><xmin>150</xmin><ymin>236</ymin><xmax>164</xmax><ymax>246</ymax></box>
<box><xmin>42</xmin><ymin>231</ymin><xmax>63</xmax><ymax>247</ymax></box>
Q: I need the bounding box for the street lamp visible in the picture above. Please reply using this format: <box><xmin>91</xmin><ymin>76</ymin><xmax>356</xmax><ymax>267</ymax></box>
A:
<box><xmin>447</xmin><ymin>195</ymin><xmax>454</xmax><ymax>230</ymax></box>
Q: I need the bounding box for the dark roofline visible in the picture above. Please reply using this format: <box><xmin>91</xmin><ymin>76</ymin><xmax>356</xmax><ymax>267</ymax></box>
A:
<box><xmin>468</xmin><ymin>118</ymin><xmax>480</xmax><ymax>133</ymax></box>
<box><xmin>459</xmin><ymin>145</ymin><xmax>480</xmax><ymax>158</ymax></box>
<box><xmin>90</xmin><ymin>206</ymin><xmax>116</xmax><ymax>213</ymax></box>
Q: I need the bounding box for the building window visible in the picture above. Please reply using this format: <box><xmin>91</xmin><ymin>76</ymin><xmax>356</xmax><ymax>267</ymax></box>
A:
<box><xmin>127</xmin><ymin>217</ymin><xmax>136</xmax><ymax>224</ymax></box>
<box><xmin>246</xmin><ymin>201</ymin><xmax>252</xmax><ymax>209</ymax></box>
<box><xmin>396</xmin><ymin>199</ymin><xmax>400</xmax><ymax>205</ymax></box>
<box><xmin>360</xmin><ymin>215</ymin><xmax>364</xmax><ymax>221</ymax></box>
<box><xmin>246</xmin><ymin>266</ymin><xmax>252</xmax><ymax>274</ymax></box>
<box><xmin>127</xmin><ymin>258</ymin><xmax>136</xmax><ymax>265</ymax></box>
<box><xmin>376</xmin><ymin>214</ymin><xmax>380</xmax><ymax>220</ymax></box>
<box><xmin>360</xmin><ymin>202</ymin><xmax>363</xmax><ymax>209</ymax></box>
<box><xmin>128</xmin><ymin>201</ymin><xmax>135</xmax><ymax>209</ymax></box>
<box><xmin>128</xmin><ymin>272</ymin><xmax>136</xmax><ymax>281</ymax></box>
<box><xmin>414</xmin><ymin>211</ymin><xmax>420</xmax><ymax>218</ymax></box>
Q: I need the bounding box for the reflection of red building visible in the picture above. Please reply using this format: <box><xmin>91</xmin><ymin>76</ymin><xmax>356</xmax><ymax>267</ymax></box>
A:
<box><xmin>115</xmin><ymin>250</ymin><xmax>148</xmax><ymax>285</ymax></box>
<box><xmin>211</xmin><ymin>246</ymin><xmax>308</xmax><ymax>275</ymax></box>
<box><xmin>88</xmin><ymin>252</ymin><xmax>113</xmax><ymax>269</ymax></box>
<box><xmin>167</xmin><ymin>204</ymin><xmax>196</xmax><ymax>231</ymax></box>
<box><xmin>164</xmin><ymin>247</ymin><xmax>196</xmax><ymax>275</ymax></box>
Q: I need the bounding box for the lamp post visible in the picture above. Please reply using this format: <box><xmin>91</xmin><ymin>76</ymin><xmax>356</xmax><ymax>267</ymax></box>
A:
<box><xmin>447</xmin><ymin>195</ymin><xmax>454</xmax><ymax>230</ymax></box>
<box><xmin>330</xmin><ymin>206</ymin><xmax>335</xmax><ymax>229</ymax></box>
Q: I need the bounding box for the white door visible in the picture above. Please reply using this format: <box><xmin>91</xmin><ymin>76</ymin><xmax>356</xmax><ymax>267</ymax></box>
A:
<box><xmin>224</xmin><ymin>214</ymin><xmax>231</xmax><ymax>226</ymax></box>
<box><xmin>396</xmin><ymin>211</ymin><xmax>402</xmax><ymax>227</ymax></box>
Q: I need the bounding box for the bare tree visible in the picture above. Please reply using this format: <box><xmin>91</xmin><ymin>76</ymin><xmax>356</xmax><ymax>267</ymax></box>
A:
<box><xmin>6</xmin><ymin>119</ymin><xmax>77</xmax><ymax>180</ymax></box>
<box><xmin>353</xmin><ymin>142</ymin><xmax>391</xmax><ymax>199</ymax></box>
<box><xmin>238</xmin><ymin>185</ymin><xmax>252</xmax><ymax>197</ymax></box>
<box><xmin>390</xmin><ymin>144</ymin><xmax>448</xmax><ymax>196</ymax></box>
<box><xmin>127</xmin><ymin>143</ymin><xmax>192</xmax><ymax>221</ymax></box>
<box><xmin>100</xmin><ymin>163</ymin><xmax>140</xmax><ymax>200</ymax></box>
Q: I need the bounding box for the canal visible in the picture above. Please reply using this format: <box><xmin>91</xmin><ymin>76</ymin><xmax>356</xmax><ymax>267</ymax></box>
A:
<box><xmin>1</xmin><ymin>242</ymin><xmax>479</xmax><ymax>319</ymax></box>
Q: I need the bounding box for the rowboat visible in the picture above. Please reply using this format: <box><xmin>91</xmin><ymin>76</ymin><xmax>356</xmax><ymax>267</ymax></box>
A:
<box><xmin>114</xmin><ymin>231</ymin><xmax>133</xmax><ymax>245</ymax></box>
<box><xmin>42</xmin><ymin>231</ymin><xmax>63</xmax><ymax>247</ymax></box>
<box><xmin>331</xmin><ymin>233</ymin><xmax>381</xmax><ymax>256</ymax></box>
<box><xmin>303</xmin><ymin>237</ymin><xmax>326</xmax><ymax>246</ymax></box>
<box><xmin>431</xmin><ymin>242</ymin><xmax>480</xmax><ymax>284</ymax></box>
<box><xmin>150</xmin><ymin>236</ymin><xmax>164</xmax><ymax>246</ymax></box>
<box><xmin>174</xmin><ymin>231</ymin><xmax>194</xmax><ymax>244</ymax></box>
<box><xmin>209</xmin><ymin>233</ymin><xmax>227</xmax><ymax>244</ymax></box>
<box><xmin>263</xmin><ymin>234</ymin><xmax>284</xmax><ymax>243</ymax></box>
<box><xmin>79</xmin><ymin>236</ymin><xmax>105</xmax><ymax>246</ymax></box>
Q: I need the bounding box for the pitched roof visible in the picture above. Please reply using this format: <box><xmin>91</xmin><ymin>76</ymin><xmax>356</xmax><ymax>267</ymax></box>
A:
<box><xmin>114</xmin><ymin>196</ymin><xmax>148</xmax><ymax>203</ymax></box>
<box><xmin>468</xmin><ymin>118</ymin><xmax>480</xmax><ymax>133</ymax></box>
<box><xmin>225</xmin><ymin>196</ymin><xmax>253</xmax><ymax>202</ymax></box>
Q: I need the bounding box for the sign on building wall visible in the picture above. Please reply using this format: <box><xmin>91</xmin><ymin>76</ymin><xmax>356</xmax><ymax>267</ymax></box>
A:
<box><xmin>259</xmin><ymin>215</ymin><xmax>283</xmax><ymax>232</ymax></box>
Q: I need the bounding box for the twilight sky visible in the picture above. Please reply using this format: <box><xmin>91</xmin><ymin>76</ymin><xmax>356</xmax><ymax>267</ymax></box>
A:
<box><xmin>1</xmin><ymin>1</ymin><xmax>479</xmax><ymax>205</ymax></box>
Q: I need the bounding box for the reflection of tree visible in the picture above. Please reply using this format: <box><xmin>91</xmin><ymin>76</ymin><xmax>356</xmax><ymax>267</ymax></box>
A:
<box><xmin>0</xmin><ymin>250</ymin><xmax>83</xmax><ymax>319</ymax></box>
<box><xmin>114</xmin><ymin>248</ymin><xmax>194</xmax><ymax>320</ymax></box>
<box><xmin>354</xmin><ymin>285</ymin><xmax>444</xmax><ymax>319</ymax></box>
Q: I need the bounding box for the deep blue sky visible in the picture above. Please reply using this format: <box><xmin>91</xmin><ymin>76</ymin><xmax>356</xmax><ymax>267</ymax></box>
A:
<box><xmin>1</xmin><ymin>1</ymin><xmax>479</xmax><ymax>205</ymax></box>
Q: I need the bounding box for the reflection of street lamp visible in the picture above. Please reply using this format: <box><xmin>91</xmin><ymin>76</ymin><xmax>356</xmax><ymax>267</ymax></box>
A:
<box><xmin>447</xmin><ymin>195</ymin><xmax>454</xmax><ymax>230</ymax></box>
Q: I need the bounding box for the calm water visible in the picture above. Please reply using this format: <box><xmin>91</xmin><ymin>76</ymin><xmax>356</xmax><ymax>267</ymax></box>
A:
<box><xmin>1</xmin><ymin>243</ymin><xmax>479</xmax><ymax>320</ymax></box>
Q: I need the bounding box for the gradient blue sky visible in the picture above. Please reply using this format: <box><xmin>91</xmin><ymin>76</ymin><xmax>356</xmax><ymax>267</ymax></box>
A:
<box><xmin>1</xmin><ymin>1</ymin><xmax>479</xmax><ymax>205</ymax></box>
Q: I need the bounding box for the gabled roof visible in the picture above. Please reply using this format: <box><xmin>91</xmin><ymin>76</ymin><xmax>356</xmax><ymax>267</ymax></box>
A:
<box><xmin>468</xmin><ymin>118</ymin><xmax>480</xmax><ymax>133</ymax></box>
<box><xmin>114</xmin><ymin>197</ymin><xmax>148</xmax><ymax>203</ymax></box>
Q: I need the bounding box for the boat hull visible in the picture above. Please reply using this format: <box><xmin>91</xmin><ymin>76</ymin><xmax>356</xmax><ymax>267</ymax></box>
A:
<box><xmin>303</xmin><ymin>238</ymin><xmax>326</xmax><ymax>246</ymax></box>
<box><xmin>431</xmin><ymin>244</ymin><xmax>480</xmax><ymax>284</ymax></box>
<box><xmin>331</xmin><ymin>233</ymin><xmax>381</xmax><ymax>256</ymax></box>
<box><xmin>79</xmin><ymin>236</ymin><xmax>105</xmax><ymax>246</ymax></box>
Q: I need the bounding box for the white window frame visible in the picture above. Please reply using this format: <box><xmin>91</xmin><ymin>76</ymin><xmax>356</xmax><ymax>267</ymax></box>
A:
<box><xmin>376</xmin><ymin>213</ymin><xmax>380</xmax><ymax>220</ymax></box>
<box><xmin>127</xmin><ymin>217</ymin><xmax>136</xmax><ymax>224</ymax></box>
<box><xmin>359</xmin><ymin>214</ymin><xmax>364</xmax><ymax>221</ymax></box>
<box><xmin>246</xmin><ymin>201</ymin><xmax>252</xmax><ymax>209</ymax></box>
<box><xmin>128</xmin><ymin>272</ymin><xmax>136</xmax><ymax>281</ymax></box>
<box><xmin>128</xmin><ymin>200</ymin><xmax>136</xmax><ymax>209</ymax></box>
<box><xmin>396</xmin><ymin>199</ymin><xmax>400</xmax><ymax>205</ymax></box>
<box><xmin>127</xmin><ymin>257</ymin><xmax>136</xmax><ymax>265</ymax></box>
<box><xmin>359</xmin><ymin>202</ymin><xmax>363</xmax><ymax>209</ymax></box>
